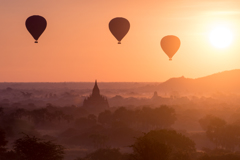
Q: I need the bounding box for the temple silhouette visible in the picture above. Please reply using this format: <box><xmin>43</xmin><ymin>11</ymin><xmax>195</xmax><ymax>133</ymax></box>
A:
<box><xmin>83</xmin><ymin>80</ymin><xmax>109</xmax><ymax>112</ymax></box>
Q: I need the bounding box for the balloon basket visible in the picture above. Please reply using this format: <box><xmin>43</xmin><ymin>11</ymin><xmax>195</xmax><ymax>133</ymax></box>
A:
<box><xmin>35</xmin><ymin>40</ymin><xmax>38</xmax><ymax>43</ymax></box>
<box><xmin>118</xmin><ymin>41</ymin><xmax>121</xmax><ymax>44</ymax></box>
<box><xmin>169</xmin><ymin>58</ymin><xmax>172</xmax><ymax>61</ymax></box>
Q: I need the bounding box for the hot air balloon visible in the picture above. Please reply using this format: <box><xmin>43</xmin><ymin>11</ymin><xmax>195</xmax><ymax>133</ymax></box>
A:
<box><xmin>160</xmin><ymin>35</ymin><xmax>181</xmax><ymax>61</ymax></box>
<box><xmin>109</xmin><ymin>17</ymin><xmax>130</xmax><ymax>44</ymax></box>
<box><xmin>25</xmin><ymin>15</ymin><xmax>47</xmax><ymax>43</ymax></box>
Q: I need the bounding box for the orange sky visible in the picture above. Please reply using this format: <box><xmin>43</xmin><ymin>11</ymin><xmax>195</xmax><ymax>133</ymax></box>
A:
<box><xmin>1</xmin><ymin>0</ymin><xmax>240</xmax><ymax>82</ymax></box>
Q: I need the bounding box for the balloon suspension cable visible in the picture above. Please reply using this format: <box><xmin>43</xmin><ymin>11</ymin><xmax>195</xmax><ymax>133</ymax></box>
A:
<box><xmin>35</xmin><ymin>40</ymin><xmax>38</xmax><ymax>43</ymax></box>
<box><xmin>118</xmin><ymin>41</ymin><xmax>121</xmax><ymax>44</ymax></box>
<box><xmin>169</xmin><ymin>58</ymin><xmax>172</xmax><ymax>61</ymax></box>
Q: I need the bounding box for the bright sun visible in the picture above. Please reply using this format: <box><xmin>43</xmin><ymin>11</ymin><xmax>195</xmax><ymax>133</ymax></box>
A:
<box><xmin>209</xmin><ymin>26</ymin><xmax>233</xmax><ymax>49</ymax></box>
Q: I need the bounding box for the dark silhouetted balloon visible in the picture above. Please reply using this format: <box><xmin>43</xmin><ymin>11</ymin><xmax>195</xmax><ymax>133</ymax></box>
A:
<box><xmin>160</xmin><ymin>35</ymin><xmax>180</xmax><ymax>61</ymax></box>
<box><xmin>109</xmin><ymin>17</ymin><xmax>130</xmax><ymax>44</ymax></box>
<box><xmin>25</xmin><ymin>15</ymin><xmax>47</xmax><ymax>43</ymax></box>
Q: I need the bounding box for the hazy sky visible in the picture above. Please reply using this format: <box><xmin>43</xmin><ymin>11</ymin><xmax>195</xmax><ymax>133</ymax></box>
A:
<box><xmin>1</xmin><ymin>0</ymin><xmax>240</xmax><ymax>82</ymax></box>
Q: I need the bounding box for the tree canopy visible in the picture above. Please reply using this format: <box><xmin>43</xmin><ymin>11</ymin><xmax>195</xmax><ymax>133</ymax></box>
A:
<box><xmin>130</xmin><ymin>129</ymin><xmax>196</xmax><ymax>160</ymax></box>
<box><xmin>199</xmin><ymin>115</ymin><xmax>240</xmax><ymax>151</ymax></box>
<box><xmin>13</xmin><ymin>134</ymin><xmax>64</xmax><ymax>160</ymax></box>
<box><xmin>0</xmin><ymin>128</ymin><xmax>7</xmax><ymax>154</ymax></box>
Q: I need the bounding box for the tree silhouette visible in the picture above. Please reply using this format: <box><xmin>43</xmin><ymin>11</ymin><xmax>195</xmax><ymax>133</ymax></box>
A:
<box><xmin>0</xmin><ymin>128</ymin><xmax>7</xmax><ymax>153</ymax></box>
<box><xmin>199</xmin><ymin>115</ymin><xmax>240</xmax><ymax>151</ymax></box>
<box><xmin>130</xmin><ymin>129</ymin><xmax>196</xmax><ymax>160</ymax></box>
<box><xmin>13</xmin><ymin>134</ymin><xmax>64</xmax><ymax>160</ymax></box>
<box><xmin>89</xmin><ymin>133</ymin><xmax>108</xmax><ymax>148</ymax></box>
<box><xmin>0</xmin><ymin>107</ymin><xmax>4</xmax><ymax>115</ymax></box>
<box><xmin>138</xmin><ymin>105</ymin><xmax>176</xmax><ymax>130</ymax></box>
<box><xmin>199</xmin><ymin>115</ymin><xmax>226</xmax><ymax>131</ymax></box>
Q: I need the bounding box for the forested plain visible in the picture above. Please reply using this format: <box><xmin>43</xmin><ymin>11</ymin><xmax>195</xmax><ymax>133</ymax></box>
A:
<box><xmin>1</xmin><ymin>82</ymin><xmax>240</xmax><ymax>160</ymax></box>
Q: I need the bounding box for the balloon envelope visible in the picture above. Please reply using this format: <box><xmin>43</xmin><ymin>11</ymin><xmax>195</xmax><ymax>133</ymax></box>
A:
<box><xmin>25</xmin><ymin>15</ymin><xmax>47</xmax><ymax>43</ymax></box>
<box><xmin>160</xmin><ymin>35</ymin><xmax>181</xmax><ymax>60</ymax></box>
<box><xmin>109</xmin><ymin>17</ymin><xmax>130</xmax><ymax>44</ymax></box>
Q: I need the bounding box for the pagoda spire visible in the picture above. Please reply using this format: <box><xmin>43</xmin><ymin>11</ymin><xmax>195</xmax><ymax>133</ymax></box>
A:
<box><xmin>92</xmin><ymin>80</ymin><xmax>100</xmax><ymax>96</ymax></box>
<box><xmin>82</xmin><ymin>80</ymin><xmax>109</xmax><ymax>110</ymax></box>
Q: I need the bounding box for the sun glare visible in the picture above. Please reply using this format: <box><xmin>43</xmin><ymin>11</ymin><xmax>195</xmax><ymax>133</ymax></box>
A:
<box><xmin>209</xmin><ymin>26</ymin><xmax>233</xmax><ymax>49</ymax></box>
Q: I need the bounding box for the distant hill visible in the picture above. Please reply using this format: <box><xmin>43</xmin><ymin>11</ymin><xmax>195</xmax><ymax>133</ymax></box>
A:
<box><xmin>154</xmin><ymin>69</ymin><xmax>240</xmax><ymax>93</ymax></box>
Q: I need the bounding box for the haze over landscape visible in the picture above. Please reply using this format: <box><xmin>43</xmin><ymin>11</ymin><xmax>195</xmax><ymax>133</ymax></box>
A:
<box><xmin>2</xmin><ymin>0</ymin><xmax>240</xmax><ymax>160</ymax></box>
<box><xmin>1</xmin><ymin>70</ymin><xmax>240</xmax><ymax>160</ymax></box>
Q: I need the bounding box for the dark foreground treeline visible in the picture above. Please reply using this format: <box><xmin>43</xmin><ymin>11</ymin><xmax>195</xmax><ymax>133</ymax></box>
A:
<box><xmin>1</xmin><ymin>128</ymin><xmax>240</xmax><ymax>160</ymax></box>
<box><xmin>1</xmin><ymin>104</ymin><xmax>240</xmax><ymax>160</ymax></box>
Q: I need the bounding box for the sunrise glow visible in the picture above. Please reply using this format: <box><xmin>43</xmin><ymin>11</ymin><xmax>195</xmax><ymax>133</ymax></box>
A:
<box><xmin>209</xmin><ymin>26</ymin><xmax>233</xmax><ymax>49</ymax></box>
<box><xmin>0</xmin><ymin>1</ymin><xmax>240</xmax><ymax>82</ymax></box>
